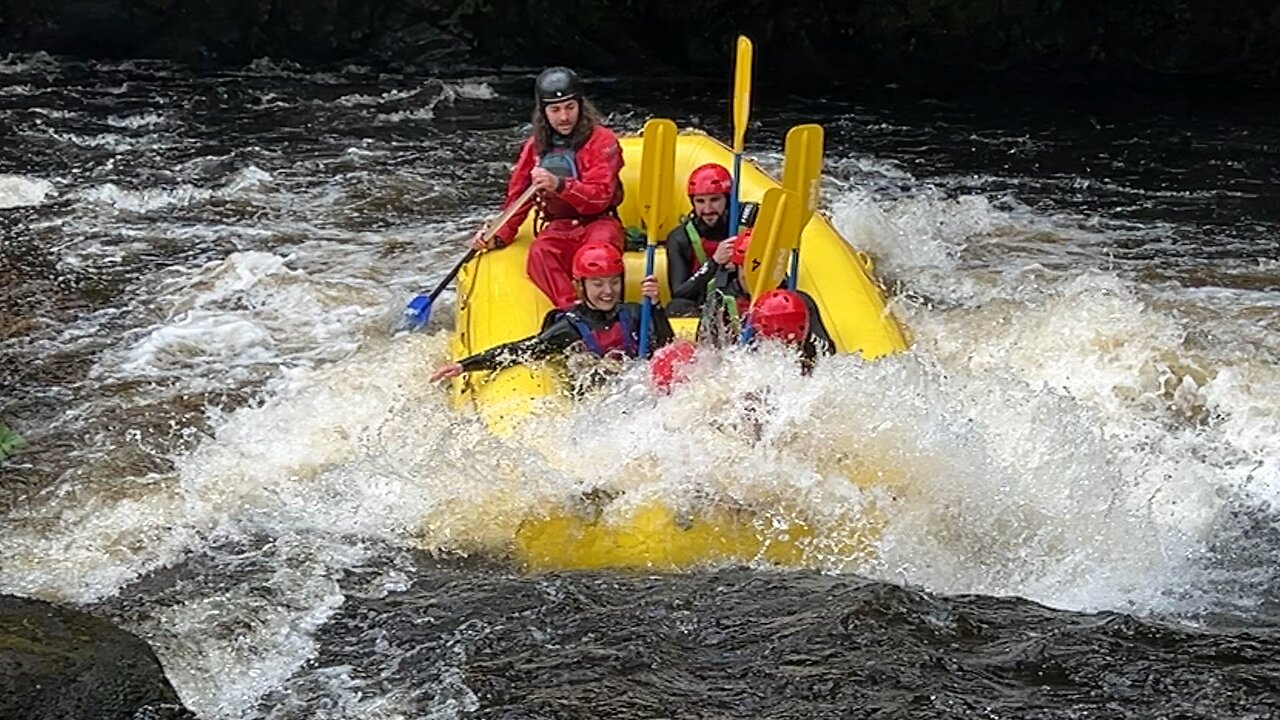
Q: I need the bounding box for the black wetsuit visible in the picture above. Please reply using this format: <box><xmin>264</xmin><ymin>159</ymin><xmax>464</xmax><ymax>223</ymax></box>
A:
<box><xmin>664</xmin><ymin>202</ymin><xmax>758</xmax><ymax>317</ymax></box>
<box><xmin>665</xmin><ymin>216</ymin><xmax>732</xmax><ymax>316</ymax></box>
<box><xmin>458</xmin><ymin>301</ymin><xmax>675</xmax><ymax>373</ymax></box>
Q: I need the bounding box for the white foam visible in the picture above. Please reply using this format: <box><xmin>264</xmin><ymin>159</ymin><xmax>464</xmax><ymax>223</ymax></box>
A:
<box><xmin>0</xmin><ymin>334</ymin><xmax>457</xmax><ymax>603</ymax></box>
<box><xmin>119</xmin><ymin>313</ymin><xmax>278</xmax><ymax>376</ymax></box>
<box><xmin>32</xmin><ymin>129</ymin><xmax>160</xmax><ymax>151</ymax></box>
<box><xmin>78</xmin><ymin>182</ymin><xmax>216</xmax><ymax>213</ymax></box>
<box><xmin>371</xmin><ymin>81</ymin><xmax>492</xmax><ymax>123</ymax></box>
<box><xmin>334</xmin><ymin>87</ymin><xmax>424</xmax><ymax>107</ymax></box>
<box><xmin>76</xmin><ymin>165</ymin><xmax>273</xmax><ymax>213</ymax></box>
<box><xmin>136</xmin><ymin>539</ymin><xmax>351</xmax><ymax>719</ymax></box>
<box><xmin>0</xmin><ymin>51</ymin><xmax>58</xmax><ymax>74</ymax></box>
<box><xmin>376</xmin><ymin>107</ymin><xmax>438</xmax><ymax>123</ymax></box>
<box><xmin>829</xmin><ymin>186</ymin><xmax>1002</xmax><ymax>307</ymax></box>
<box><xmin>105</xmin><ymin>112</ymin><xmax>169</xmax><ymax>129</ymax></box>
<box><xmin>0</xmin><ymin>174</ymin><xmax>55</xmax><ymax>208</ymax></box>
<box><xmin>446</xmin><ymin>81</ymin><xmax>497</xmax><ymax>100</ymax></box>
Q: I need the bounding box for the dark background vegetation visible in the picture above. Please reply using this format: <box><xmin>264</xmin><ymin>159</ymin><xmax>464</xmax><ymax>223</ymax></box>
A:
<box><xmin>2</xmin><ymin>0</ymin><xmax>1278</xmax><ymax>89</ymax></box>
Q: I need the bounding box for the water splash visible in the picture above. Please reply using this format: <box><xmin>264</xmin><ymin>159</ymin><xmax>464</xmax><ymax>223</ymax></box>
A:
<box><xmin>0</xmin><ymin>174</ymin><xmax>55</xmax><ymax>208</ymax></box>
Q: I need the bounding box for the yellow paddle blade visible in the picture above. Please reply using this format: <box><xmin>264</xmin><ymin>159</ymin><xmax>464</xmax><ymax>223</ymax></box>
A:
<box><xmin>779</xmin><ymin>124</ymin><xmax>825</xmax><ymax>251</ymax></box>
<box><xmin>731</xmin><ymin>35</ymin><xmax>754</xmax><ymax>154</ymax></box>
<box><xmin>639</xmin><ymin>118</ymin><xmax>677</xmax><ymax>245</ymax></box>
<box><xmin>741</xmin><ymin>187</ymin><xmax>792</xmax><ymax>302</ymax></box>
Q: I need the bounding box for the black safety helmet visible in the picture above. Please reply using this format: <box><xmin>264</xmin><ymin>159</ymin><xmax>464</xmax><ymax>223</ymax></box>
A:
<box><xmin>535</xmin><ymin>67</ymin><xmax>581</xmax><ymax>106</ymax></box>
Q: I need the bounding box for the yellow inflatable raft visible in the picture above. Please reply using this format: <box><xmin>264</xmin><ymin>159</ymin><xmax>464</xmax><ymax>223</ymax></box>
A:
<box><xmin>445</xmin><ymin>129</ymin><xmax>908</xmax><ymax>570</ymax></box>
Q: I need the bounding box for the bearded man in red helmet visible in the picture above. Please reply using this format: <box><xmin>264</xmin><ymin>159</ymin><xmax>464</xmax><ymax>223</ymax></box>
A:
<box><xmin>470</xmin><ymin>66</ymin><xmax>625</xmax><ymax>309</ymax></box>
<box><xmin>431</xmin><ymin>242</ymin><xmax>672</xmax><ymax>382</ymax></box>
<box><xmin>664</xmin><ymin>162</ymin><xmax>759</xmax><ymax>317</ymax></box>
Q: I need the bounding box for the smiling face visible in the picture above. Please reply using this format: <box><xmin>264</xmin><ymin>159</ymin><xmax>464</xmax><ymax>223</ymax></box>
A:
<box><xmin>543</xmin><ymin>99</ymin><xmax>581</xmax><ymax>136</ymax></box>
<box><xmin>691</xmin><ymin>194</ymin><xmax>727</xmax><ymax>228</ymax></box>
<box><xmin>581</xmin><ymin>275</ymin><xmax>623</xmax><ymax>310</ymax></box>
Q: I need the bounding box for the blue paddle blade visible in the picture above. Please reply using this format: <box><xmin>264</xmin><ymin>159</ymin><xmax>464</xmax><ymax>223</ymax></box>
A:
<box><xmin>400</xmin><ymin>295</ymin><xmax>433</xmax><ymax>331</ymax></box>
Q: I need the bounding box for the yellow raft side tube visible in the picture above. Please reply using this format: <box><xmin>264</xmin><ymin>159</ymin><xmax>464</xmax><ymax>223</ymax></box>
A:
<box><xmin>451</xmin><ymin>130</ymin><xmax>906</xmax><ymax>431</ymax></box>
<box><xmin>444</xmin><ymin>129</ymin><xmax>907</xmax><ymax>570</ymax></box>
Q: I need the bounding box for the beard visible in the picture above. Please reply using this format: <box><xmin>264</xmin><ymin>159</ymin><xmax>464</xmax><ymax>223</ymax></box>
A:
<box><xmin>694</xmin><ymin>211</ymin><xmax>727</xmax><ymax>235</ymax></box>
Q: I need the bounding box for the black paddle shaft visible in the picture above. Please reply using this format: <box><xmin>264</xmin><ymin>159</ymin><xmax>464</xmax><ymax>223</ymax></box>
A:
<box><xmin>426</xmin><ymin>248</ymin><xmax>478</xmax><ymax>304</ymax></box>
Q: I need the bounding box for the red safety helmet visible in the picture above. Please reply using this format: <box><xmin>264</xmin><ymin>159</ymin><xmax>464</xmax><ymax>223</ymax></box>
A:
<box><xmin>687</xmin><ymin>163</ymin><xmax>732</xmax><ymax>197</ymax></box>
<box><xmin>571</xmin><ymin>241</ymin><xmax>625</xmax><ymax>280</ymax></box>
<box><xmin>649</xmin><ymin>340</ymin><xmax>697</xmax><ymax>394</ymax></box>
<box><xmin>730</xmin><ymin>228</ymin><xmax>753</xmax><ymax>266</ymax></box>
<box><xmin>749</xmin><ymin>289</ymin><xmax>810</xmax><ymax>343</ymax></box>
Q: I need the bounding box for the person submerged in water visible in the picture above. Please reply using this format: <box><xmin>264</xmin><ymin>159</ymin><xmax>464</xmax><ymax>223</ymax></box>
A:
<box><xmin>693</xmin><ymin>228</ymin><xmax>834</xmax><ymax>364</ymax></box>
<box><xmin>429</xmin><ymin>241</ymin><xmax>673</xmax><ymax>383</ymax></box>
<box><xmin>651</xmin><ymin>285</ymin><xmax>833</xmax><ymax>393</ymax></box>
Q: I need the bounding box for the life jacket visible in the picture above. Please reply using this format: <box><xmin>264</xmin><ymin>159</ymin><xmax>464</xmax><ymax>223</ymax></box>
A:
<box><xmin>683</xmin><ymin>219</ymin><xmax>723</xmax><ymax>274</ymax></box>
<box><xmin>532</xmin><ymin>128</ymin><xmax>624</xmax><ymax>226</ymax></box>
<box><xmin>532</xmin><ymin>138</ymin><xmax>577</xmax><ymax>223</ymax></box>
<box><xmin>683</xmin><ymin>203</ymin><xmax>756</xmax><ymax>273</ymax></box>
<box><xmin>562</xmin><ymin>305</ymin><xmax>638</xmax><ymax>357</ymax></box>
<box><xmin>539</xmin><ymin>141</ymin><xmax>579</xmax><ymax>181</ymax></box>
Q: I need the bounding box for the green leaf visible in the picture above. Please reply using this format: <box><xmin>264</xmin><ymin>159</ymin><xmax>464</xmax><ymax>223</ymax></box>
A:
<box><xmin>0</xmin><ymin>423</ymin><xmax>27</xmax><ymax>461</ymax></box>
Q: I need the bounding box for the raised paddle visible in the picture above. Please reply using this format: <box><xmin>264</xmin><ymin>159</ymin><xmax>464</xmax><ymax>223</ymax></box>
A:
<box><xmin>738</xmin><ymin>187</ymin><xmax>791</xmax><ymax>343</ymax></box>
<box><xmin>740</xmin><ymin>187</ymin><xmax>793</xmax><ymax>305</ymax></box>
<box><xmin>780</xmin><ymin>124</ymin><xmax>824</xmax><ymax>289</ymax></box>
<box><xmin>727</xmin><ymin>35</ymin><xmax>754</xmax><ymax>235</ymax></box>
<box><xmin>637</xmin><ymin>117</ymin><xmax>678</xmax><ymax>358</ymax></box>
<box><xmin>399</xmin><ymin>184</ymin><xmax>538</xmax><ymax>331</ymax></box>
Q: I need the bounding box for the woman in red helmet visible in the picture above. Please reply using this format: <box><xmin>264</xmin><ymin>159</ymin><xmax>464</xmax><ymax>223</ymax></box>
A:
<box><xmin>430</xmin><ymin>242</ymin><xmax>672</xmax><ymax>382</ymax></box>
<box><xmin>664</xmin><ymin>163</ymin><xmax>758</xmax><ymax>317</ymax></box>
<box><xmin>469</xmin><ymin>67</ymin><xmax>626</xmax><ymax>309</ymax></box>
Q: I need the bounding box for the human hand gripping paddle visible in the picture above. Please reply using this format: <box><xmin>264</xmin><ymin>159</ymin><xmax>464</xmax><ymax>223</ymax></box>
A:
<box><xmin>780</xmin><ymin>124</ymin><xmax>824</xmax><ymax>289</ymax></box>
<box><xmin>727</xmin><ymin>35</ymin><xmax>754</xmax><ymax>235</ymax></box>
<box><xmin>399</xmin><ymin>184</ymin><xmax>538</xmax><ymax>331</ymax></box>
<box><xmin>637</xmin><ymin>117</ymin><xmax>677</xmax><ymax>358</ymax></box>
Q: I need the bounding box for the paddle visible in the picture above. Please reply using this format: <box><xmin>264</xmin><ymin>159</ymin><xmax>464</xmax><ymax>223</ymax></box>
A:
<box><xmin>727</xmin><ymin>35</ymin><xmax>754</xmax><ymax>235</ymax></box>
<box><xmin>399</xmin><ymin>184</ymin><xmax>538</xmax><ymax>331</ymax></box>
<box><xmin>736</xmin><ymin>187</ymin><xmax>792</xmax><ymax>344</ymax></box>
<box><xmin>637</xmin><ymin>117</ymin><xmax>677</xmax><ymax>358</ymax></box>
<box><xmin>780</xmin><ymin>124</ymin><xmax>824</xmax><ymax>289</ymax></box>
<box><xmin>739</xmin><ymin>187</ymin><xmax>793</xmax><ymax>318</ymax></box>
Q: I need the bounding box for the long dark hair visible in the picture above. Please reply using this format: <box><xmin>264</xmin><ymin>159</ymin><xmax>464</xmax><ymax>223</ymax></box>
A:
<box><xmin>531</xmin><ymin>98</ymin><xmax>604</xmax><ymax>154</ymax></box>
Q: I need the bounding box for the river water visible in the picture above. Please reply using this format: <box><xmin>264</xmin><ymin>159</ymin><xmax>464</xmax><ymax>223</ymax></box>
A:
<box><xmin>2</xmin><ymin>52</ymin><xmax>1279</xmax><ymax>718</ymax></box>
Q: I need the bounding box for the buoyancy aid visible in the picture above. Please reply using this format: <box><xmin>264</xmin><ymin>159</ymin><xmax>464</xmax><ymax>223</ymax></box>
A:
<box><xmin>684</xmin><ymin>219</ymin><xmax>723</xmax><ymax>273</ymax></box>
<box><xmin>561</xmin><ymin>305</ymin><xmax>638</xmax><ymax>357</ymax></box>
<box><xmin>539</xmin><ymin>140</ymin><xmax>579</xmax><ymax>181</ymax></box>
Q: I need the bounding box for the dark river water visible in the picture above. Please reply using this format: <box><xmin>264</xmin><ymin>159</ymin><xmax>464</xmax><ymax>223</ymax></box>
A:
<box><xmin>3</xmin><ymin>51</ymin><xmax>1280</xmax><ymax>718</ymax></box>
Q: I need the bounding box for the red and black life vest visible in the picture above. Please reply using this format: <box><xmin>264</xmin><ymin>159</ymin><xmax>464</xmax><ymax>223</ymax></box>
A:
<box><xmin>562</xmin><ymin>306</ymin><xmax>638</xmax><ymax>357</ymax></box>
